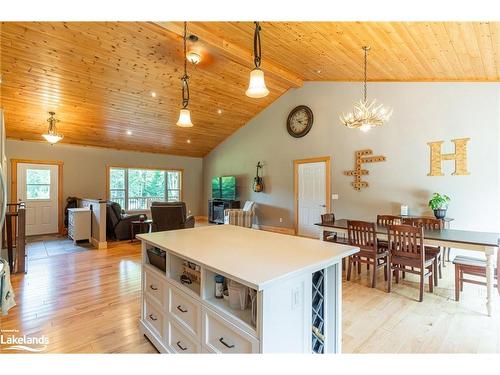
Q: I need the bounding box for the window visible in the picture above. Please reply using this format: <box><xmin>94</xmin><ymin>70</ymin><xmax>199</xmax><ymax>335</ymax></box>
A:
<box><xmin>108</xmin><ymin>167</ymin><xmax>182</xmax><ymax>210</ymax></box>
<box><xmin>26</xmin><ymin>169</ymin><xmax>51</xmax><ymax>200</ymax></box>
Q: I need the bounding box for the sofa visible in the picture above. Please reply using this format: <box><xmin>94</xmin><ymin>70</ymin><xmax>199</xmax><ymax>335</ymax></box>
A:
<box><xmin>150</xmin><ymin>201</ymin><xmax>195</xmax><ymax>232</ymax></box>
<box><xmin>105</xmin><ymin>201</ymin><xmax>142</xmax><ymax>241</ymax></box>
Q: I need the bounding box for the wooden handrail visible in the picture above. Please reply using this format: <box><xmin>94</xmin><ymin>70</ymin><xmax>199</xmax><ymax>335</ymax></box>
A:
<box><xmin>2</xmin><ymin>202</ymin><xmax>26</xmax><ymax>273</ymax></box>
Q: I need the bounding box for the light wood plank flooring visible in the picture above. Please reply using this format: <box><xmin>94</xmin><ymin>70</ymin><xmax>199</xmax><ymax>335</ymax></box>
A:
<box><xmin>1</xmin><ymin>237</ymin><xmax>499</xmax><ymax>353</ymax></box>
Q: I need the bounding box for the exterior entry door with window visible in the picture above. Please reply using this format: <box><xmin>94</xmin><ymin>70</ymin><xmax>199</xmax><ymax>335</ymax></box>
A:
<box><xmin>17</xmin><ymin>163</ymin><xmax>59</xmax><ymax>235</ymax></box>
<box><xmin>297</xmin><ymin>161</ymin><xmax>328</xmax><ymax>237</ymax></box>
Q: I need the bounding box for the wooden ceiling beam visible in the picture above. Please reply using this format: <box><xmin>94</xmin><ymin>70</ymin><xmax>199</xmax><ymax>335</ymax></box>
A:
<box><xmin>151</xmin><ymin>21</ymin><xmax>304</xmax><ymax>88</ymax></box>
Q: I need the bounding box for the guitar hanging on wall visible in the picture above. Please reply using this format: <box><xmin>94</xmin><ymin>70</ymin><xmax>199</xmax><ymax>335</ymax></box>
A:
<box><xmin>253</xmin><ymin>162</ymin><xmax>264</xmax><ymax>192</ymax></box>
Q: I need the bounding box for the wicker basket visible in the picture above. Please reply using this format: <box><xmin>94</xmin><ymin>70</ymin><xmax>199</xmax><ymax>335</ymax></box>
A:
<box><xmin>182</xmin><ymin>265</ymin><xmax>201</xmax><ymax>284</ymax></box>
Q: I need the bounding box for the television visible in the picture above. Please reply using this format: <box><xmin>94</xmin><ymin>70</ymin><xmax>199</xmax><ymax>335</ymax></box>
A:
<box><xmin>212</xmin><ymin>176</ymin><xmax>236</xmax><ymax>200</ymax></box>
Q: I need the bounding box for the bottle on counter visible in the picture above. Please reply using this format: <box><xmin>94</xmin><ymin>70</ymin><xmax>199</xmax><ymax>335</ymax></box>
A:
<box><xmin>214</xmin><ymin>275</ymin><xmax>225</xmax><ymax>299</ymax></box>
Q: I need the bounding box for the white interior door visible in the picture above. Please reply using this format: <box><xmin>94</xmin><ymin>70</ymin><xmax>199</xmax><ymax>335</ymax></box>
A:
<box><xmin>17</xmin><ymin>163</ymin><xmax>59</xmax><ymax>236</ymax></box>
<box><xmin>298</xmin><ymin>161</ymin><xmax>327</xmax><ymax>237</ymax></box>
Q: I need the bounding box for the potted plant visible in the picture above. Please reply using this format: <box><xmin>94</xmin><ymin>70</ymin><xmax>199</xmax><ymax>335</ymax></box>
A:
<box><xmin>428</xmin><ymin>193</ymin><xmax>450</xmax><ymax>219</ymax></box>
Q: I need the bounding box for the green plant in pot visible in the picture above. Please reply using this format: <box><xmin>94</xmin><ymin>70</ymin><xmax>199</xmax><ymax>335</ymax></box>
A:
<box><xmin>428</xmin><ymin>193</ymin><xmax>450</xmax><ymax>219</ymax></box>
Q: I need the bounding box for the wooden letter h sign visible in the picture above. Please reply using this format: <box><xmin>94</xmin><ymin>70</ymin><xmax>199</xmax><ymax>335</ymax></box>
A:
<box><xmin>427</xmin><ymin>138</ymin><xmax>470</xmax><ymax>176</ymax></box>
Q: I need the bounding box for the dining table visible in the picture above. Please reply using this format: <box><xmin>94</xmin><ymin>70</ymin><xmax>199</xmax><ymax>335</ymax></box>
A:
<box><xmin>315</xmin><ymin>219</ymin><xmax>500</xmax><ymax>316</ymax></box>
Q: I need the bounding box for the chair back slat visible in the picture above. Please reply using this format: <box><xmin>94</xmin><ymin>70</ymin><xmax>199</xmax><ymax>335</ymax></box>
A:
<box><xmin>388</xmin><ymin>224</ymin><xmax>425</xmax><ymax>261</ymax></box>
<box><xmin>321</xmin><ymin>213</ymin><xmax>335</xmax><ymax>224</ymax></box>
<box><xmin>377</xmin><ymin>215</ymin><xmax>400</xmax><ymax>226</ymax></box>
<box><xmin>347</xmin><ymin>220</ymin><xmax>378</xmax><ymax>253</ymax></box>
<box><xmin>401</xmin><ymin>217</ymin><xmax>443</xmax><ymax>230</ymax></box>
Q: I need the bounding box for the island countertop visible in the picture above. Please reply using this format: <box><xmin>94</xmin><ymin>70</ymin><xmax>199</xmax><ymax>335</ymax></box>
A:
<box><xmin>137</xmin><ymin>225</ymin><xmax>358</xmax><ymax>290</ymax></box>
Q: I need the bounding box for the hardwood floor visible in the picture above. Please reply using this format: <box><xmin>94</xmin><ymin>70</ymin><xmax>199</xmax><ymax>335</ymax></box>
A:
<box><xmin>1</xmin><ymin>240</ymin><xmax>157</xmax><ymax>354</ymax></box>
<box><xmin>1</xmin><ymin>237</ymin><xmax>499</xmax><ymax>353</ymax></box>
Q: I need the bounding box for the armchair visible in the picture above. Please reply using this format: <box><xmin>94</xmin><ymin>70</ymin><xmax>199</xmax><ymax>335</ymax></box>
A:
<box><xmin>105</xmin><ymin>201</ymin><xmax>142</xmax><ymax>241</ymax></box>
<box><xmin>150</xmin><ymin>202</ymin><xmax>195</xmax><ymax>232</ymax></box>
<box><xmin>224</xmin><ymin>201</ymin><xmax>256</xmax><ymax>228</ymax></box>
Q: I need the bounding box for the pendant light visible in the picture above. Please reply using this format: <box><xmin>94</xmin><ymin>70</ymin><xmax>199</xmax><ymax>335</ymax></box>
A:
<box><xmin>340</xmin><ymin>46</ymin><xmax>393</xmax><ymax>132</ymax></box>
<box><xmin>245</xmin><ymin>22</ymin><xmax>269</xmax><ymax>98</ymax></box>
<box><xmin>176</xmin><ymin>22</ymin><xmax>194</xmax><ymax>127</ymax></box>
<box><xmin>42</xmin><ymin>111</ymin><xmax>63</xmax><ymax>144</ymax></box>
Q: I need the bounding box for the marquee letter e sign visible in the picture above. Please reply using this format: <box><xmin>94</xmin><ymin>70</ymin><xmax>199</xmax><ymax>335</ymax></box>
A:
<box><xmin>427</xmin><ymin>138</ymin><xmax>470</xmax><ymax>176</ymax></box>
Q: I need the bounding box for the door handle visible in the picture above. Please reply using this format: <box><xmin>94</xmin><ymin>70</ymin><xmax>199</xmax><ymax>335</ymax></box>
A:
<box><xmin>177</xmin><ymin>305</ymin><xmax>188</xmax><ymax>313</ymax></box>
<box><xmin>319</xmin><ymin>204</ymin><xmax>326</xmax><ymax>207</ymax></box>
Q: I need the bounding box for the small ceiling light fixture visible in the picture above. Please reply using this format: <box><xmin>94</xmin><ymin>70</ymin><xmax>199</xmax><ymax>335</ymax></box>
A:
<box><xmin>186</xmin><ymin>51</ymin><xmax>201</xmax><ymax>65</ymax></box>
<box><xmin>186</xmin><ymin>35</ymin><xmax>201</xmax><ymax>65</ymax></box>
<box><xmin>217</xmin><ymin>108</ymin><xmax>223</xmax><ymax>115</ymax></box>
<box><xmin>340</xmin><ymin>46</ymin><xmax>393</xmax><ymax>132</ymax></box>
<box><xmin>42</xmin><ymin>111</ymin><xmax>63</xmax><ymax>144</ymax></box>
<box><xmin>176</xmin><ymin>22</ymin><xmax>194</xmax><ymax>128</ymax></box>
<box><xmin>187</xmin><ymin>139</ymin><xmax>191</xmax><ymax>144</ymax></box>
<box><xmin>151</xmin><ymin>91</ymin><xmax>157</xmax><ymax>98</ymax></box>
<box><xmin>126</xmin><ymin>130</ymin><xmax>132</xmax><ymax>135</ymax></box>
<box><xmin>245</xmin><ymin>22</ymin><xmax>269</xmax><ymax>98</ymax></box>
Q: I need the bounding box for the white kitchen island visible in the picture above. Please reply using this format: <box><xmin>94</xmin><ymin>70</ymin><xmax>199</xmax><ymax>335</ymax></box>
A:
<box><xmin>138</xmin><ymin>225</ymin><xmax>358</xmax><ymax>354</ymax></box>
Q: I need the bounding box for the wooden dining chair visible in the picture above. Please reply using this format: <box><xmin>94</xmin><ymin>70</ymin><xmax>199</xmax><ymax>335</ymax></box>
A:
<box><xmin>346</xmin><ymin>220</ymin><xmax>388</xmax><ymax>288</ymax></box>
<box><xmin>452</xmin><ymin>248</ymin><xmax>499</xmax><ymax>301</ymax></box>
<box><xmin>377</xmin><ymin>215</ymin><xmax>401</xmax><ymax>226</ymax></box>
<box><xmin>401</xmin><ymin>217</ymin><xmax>443</xmax><ymax>286</ymax></box>
<box><xmin>376</xmin><ymin>215</ymin><xmax>401</xmax><ymax>252</ymax></box>
<box><xmin>321</xmin><ymin>213</ymin><xmax>349</xmax><ymax>272</ymax></box>
<box><xmin>387</xmin><ymin>224</ymin><xmax>434</xmax><ymax>302</ymax></box>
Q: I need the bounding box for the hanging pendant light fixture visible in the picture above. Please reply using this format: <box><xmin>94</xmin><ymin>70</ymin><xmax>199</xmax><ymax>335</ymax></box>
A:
<box><xmin>245</xmin><ymin>21</ymin><xmax>269</xmax><ymax>98</ymax></box>
<box><xmin>42</xmin><ymin>111</ymin><xmax>63</xmax><ymax>144</ymax></box>
<box><xmin>176</xmin><ymin>22</ymin><xmax>194</xmax><ymax>127</ymax></box>
<box><xmin>340</xmin><ymin>46</ymin><xmax>393</xmax><ymax>132</ymax></box>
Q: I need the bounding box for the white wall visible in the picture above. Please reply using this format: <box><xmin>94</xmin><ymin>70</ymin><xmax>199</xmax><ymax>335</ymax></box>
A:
<box><xmin>204</xmin><ymin>82</ymin><xmax>500</xmax><ymax>232</ymax></box>
<box><xmin>6</xmin><ymin>140</ymin><xmax>204</xmax><ymax>215</ymax></box>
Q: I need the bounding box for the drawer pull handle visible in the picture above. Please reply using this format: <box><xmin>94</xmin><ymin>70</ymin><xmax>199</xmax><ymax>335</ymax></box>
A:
<box><xmin>148</xmin><ymin>314</ymin><xmax>158</xmax><ymax>321</ymax></box>
<box><xmin>149</xmin><ymin>285</ymin><xmax>158</xmax><ymax>291</ymax></box>
<box><xmin>177</xmin><ymin>305</ymin><xmax>188</xmax><ymax>313</ymax></box>
<box><xmin>219</xmin><ymin>337</ymin><xmax>235</xmax><ymax>349</ymax></box>
<box><xmin>176</xmin><ymin>341</ymin><xmax>188</xmax><ymax>351</ymax></box>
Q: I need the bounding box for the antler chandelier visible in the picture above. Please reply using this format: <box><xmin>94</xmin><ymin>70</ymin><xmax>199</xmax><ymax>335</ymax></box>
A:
<box><xmin>340</xmin><ymin>46</ymin><xmax>393</xmax><ymax>132</ymax></box>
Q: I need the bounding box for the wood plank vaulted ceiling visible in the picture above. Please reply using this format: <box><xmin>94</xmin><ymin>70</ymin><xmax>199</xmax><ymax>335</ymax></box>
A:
<box><xmin>1</xmin><ymin>22</ymin><xmax>499</xmax><ymax>157</ymax></box>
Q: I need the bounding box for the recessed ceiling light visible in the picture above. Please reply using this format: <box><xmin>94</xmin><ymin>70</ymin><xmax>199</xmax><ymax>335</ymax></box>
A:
<box><xmin>217</xmin><ymin>109</ymin><xmax>223</xmax><ymax>115</ymax></box>
<box><xmin>151</xmin><ymin>91</ymin><xmax>157</xmax><ymax>98</ymax></box>
<box><xmin>126</xmin><ymin>130</ymin><xmax>132</xmax><ymax>135</ymax></box>
<box><xmin>316</xmin><ymin>69</ymin><xmax>322</xmax><ymax>74</ymax></box>
<box><xmin>187</xmin><ymin>139</ymin><xmax>191</xmax><ymax>144</ymax></box>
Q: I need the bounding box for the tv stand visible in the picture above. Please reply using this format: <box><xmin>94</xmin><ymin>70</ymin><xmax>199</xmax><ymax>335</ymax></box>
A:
<box><xmin>208</xmin><ymin>199</ymin><xmax>240</xmax><ymax>224</ymax></box>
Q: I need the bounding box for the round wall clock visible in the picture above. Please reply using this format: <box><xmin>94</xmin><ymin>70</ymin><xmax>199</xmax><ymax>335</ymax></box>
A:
<box><xmin>286</xmin><ymin>105</ymin><xmax>314</xmax><ymax>138</ymax></box>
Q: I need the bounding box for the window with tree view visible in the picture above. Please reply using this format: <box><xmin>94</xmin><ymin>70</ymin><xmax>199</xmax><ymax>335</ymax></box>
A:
<box><xmin>109</xmin><ymin>167</ymin><xmax>182</xmax><ymax>210</ymax></box>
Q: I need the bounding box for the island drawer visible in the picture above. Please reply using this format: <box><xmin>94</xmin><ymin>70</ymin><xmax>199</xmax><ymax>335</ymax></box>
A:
<box><xmin>166</xmin><ymin>320</ymin><xmax>201</xmax><ymax>354</ymax></box>
<box><xmin>168</xmin><ymin>283</ymin><xmax>201</xmax><ymax>338</ymax></box>
<box><xmin>144</xmin><ymin>299</ymin><xmax>164</xmax><ymax>339</ymax></box>
<box><xmin>202</xmin><ymin>307</ymin><xmax>259</xmax><ymax>354</ymax></box>
<box><xmin>144</xmin><ymin>268</ymin><xmax>166</xmax><ymax>307</ymax></box>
